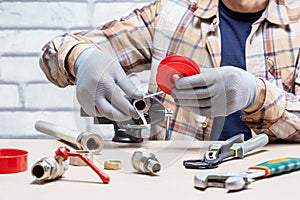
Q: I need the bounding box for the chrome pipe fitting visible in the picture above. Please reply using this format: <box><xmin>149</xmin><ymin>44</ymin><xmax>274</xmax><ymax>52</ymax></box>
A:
<box><xmin>131</xmin><ymin>148</ymin><xmax>161</xmax><ymax>174</ymax></box>
<box><xmin>69</xmin><ymin>150</ymin><xmax>93</xmax><ymax>166</ymax></box>
<box><xmin>31</xmin><ymin>156</ymin><xmax>68</xmax><ymax>181</ymax></box>
<box><xmin>35</xmin><ymin>120</ymin><xmax>103</xmax><ymax>154</ymax></box>
<box><xmin>133</xmin><ymin>98</ymin><xmax>151</xmax><ymax>114</ymax></box>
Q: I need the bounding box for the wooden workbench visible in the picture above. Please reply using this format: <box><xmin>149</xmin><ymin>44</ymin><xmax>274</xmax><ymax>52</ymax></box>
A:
<box><xmin>0</xmin><ymin>139</ymin><xmax>299</xmax><ymax>200</ymax></box>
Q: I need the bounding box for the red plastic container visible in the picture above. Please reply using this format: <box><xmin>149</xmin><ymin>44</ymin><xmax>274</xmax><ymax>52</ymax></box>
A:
<box><xmin>0</xmin><ymin>148</ymin><xmax>28</xmax><ymax>174</ymax></box>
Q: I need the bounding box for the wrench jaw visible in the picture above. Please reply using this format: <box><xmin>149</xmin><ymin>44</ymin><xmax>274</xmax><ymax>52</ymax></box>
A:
<box><xmin>225</xmin><ymin>176</ymin><xmax>252</xmax><ymax>191</ymax></box>
<box><xmin>194</xmin><ymin>172</ymin><xmax>211</xmax><ymax>189</ymax></box>
<box><xmin>194</xmin><ymin>173</ymin><xmax>232</xmax><ymax>190</ymax></box>
<box><xmin>194</xmin><ymin>173</ymin><xmax>249</xmax><ymax>191</ymax></box>
<box><xmin>194</xmin><ymin>169</ymin><xmax>265</xmax><ymax>191</ymax></box>
<box><xmin>183</xmin><ymin>159</ymin><xmax>220</xmax><ymax>169</ymax></box>
<box><xmin>183</xmin><ymin>151</ymin><xmax>222</xmax><ymax>169</ymax></box>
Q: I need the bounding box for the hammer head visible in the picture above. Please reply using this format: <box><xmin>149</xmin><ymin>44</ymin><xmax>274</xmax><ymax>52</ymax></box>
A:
<box><xmin>194</xmin><ymin>172</ymin><xmax>252</xmax><ymax>191</ymax></box>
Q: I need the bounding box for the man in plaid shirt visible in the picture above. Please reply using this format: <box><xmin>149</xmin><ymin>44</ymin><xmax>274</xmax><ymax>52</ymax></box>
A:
<box><xmin>40</xmin><ymin>0</ymin><xmax>300</xmax><ymax>141</ymax></box>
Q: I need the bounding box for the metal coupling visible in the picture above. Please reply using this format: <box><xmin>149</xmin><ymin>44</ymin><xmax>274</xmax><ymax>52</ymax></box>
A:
<box><xmin>35</xmin><ymin>120</ymin><xmax>104</xmax><ymax>154</ymax></box>
<box><xmin>76</xmin><ymin>131</ymin><xmax>104</xmax><ymax>154</ymax></box>
<box><xmin>131</xmin><ymin>148</ymin><xmax>161</xmax><ymax>174</ymax></box>
<box><xmin>31</xmin><ymin>146</ymin><xmax>110</xmax><ymax>183</ymax></box>
<box><xmin>69</xmin><ymin>150</ymin><xmax>93</xmax><ymax>166</ymax></box>
<box><xmin>31</xmin><ymin>156</ymin><xmax>68</xmax><ymax>181</ymax></box>
<box><xmin>104</xmin><ymin>160</ymin><xmax>122</xmax><ymax>170</ymax></box>
<box><xmin>133</xmin><ymin>98</ymin><xmax>151</xmax><ymax>114</ymax></box>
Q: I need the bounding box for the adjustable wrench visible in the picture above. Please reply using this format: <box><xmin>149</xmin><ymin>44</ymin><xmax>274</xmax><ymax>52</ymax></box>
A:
<box><xmin>184</xmin><ymin>133</ymin><xmax>269</xmax><ymax>169</ymax></box>
<box><xmin>194</xmin><ymin>157</ymin><xmax>300</xmax><ymax>191</ymax></box>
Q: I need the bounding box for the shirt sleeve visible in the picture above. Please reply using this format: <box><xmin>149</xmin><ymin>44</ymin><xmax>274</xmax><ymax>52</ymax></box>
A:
<box><xmin>39</xmin><ymin>1</ymin><xmax>161</xmax><ymax>88</ymax></box>
<box><xmin>242</xmin><ymin>71</ymin><xmax>300</xmax><ymax>142</ymax></box>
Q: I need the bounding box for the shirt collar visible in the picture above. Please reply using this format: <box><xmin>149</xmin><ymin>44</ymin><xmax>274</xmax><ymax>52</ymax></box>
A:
<box><xmin>265</xmin><ymin>0</ymin><xmax>300</xmax><ymax>25</ymax></box>
<box><xmin>193</xmin><ymin>0</ymin><xmax>219</xmax><ymax>19</ymax></box>
<box><xmin>193</xmin><ymin>0</ymin><xmax>300</xmax><ymax>25</ymax></box>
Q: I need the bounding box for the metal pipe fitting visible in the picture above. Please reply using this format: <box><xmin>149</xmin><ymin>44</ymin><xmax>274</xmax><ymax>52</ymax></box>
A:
<box><xmin>131</xmin><ymin>148</ymin><xmax>161</xmax><ymax>174</ymax></box>
<box><xmin>69</xmin><ymin>150</ymin><xmax>93</xmax><ymax>166</ymax></box>
<box><xmin>31</xmin><ymin>156</ymin><xmax>68</xmax><ymax>181</ymax></box>
<box><xmin>35</xmin><ymin>120</ymin><xmax>104</xmax><ymax>154</ymax></box>
<box><xmin>133</xmin><ymin>98</ymin><xmax>151</xmax><ymax>114</ymax></box>
<box><xmin>32</xmin><ymin>147</ymin><xmax>110</xmax><ymax>183</ymax></box>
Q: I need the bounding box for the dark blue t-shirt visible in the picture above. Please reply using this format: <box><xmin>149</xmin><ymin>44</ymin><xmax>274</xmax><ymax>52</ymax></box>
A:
<box><xmin>215</xmin><ymin>1</ymin><xmax>264</xmax><ymax>140</ymax></box>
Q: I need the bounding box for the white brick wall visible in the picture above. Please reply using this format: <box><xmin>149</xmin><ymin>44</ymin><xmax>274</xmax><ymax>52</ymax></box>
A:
<box><xmin>0</xmin><ymin>30</ymin><xmax>64</xmax><ymax>55</ymax></box>
<box><xmin>0</xmin><ymin>57</ymin><xmax>47</xmax><ymax>82</ymax></box>
<box><xmin>25</xmin><ymin>84</ymin><xmax>75</xmax><ymax>109</ymax></box>
<box><xmin>0</xmin><ymin>2</ymin><xmax>89</xmax><ymax>29</ymax></box>
<box><xmin>0</xmin><ymin>0</ymin><xmax>151</xmax><ymax>139</ymax></box>
<box><xmin>0</xmin><ymin>85</ymin><xmax>20</xmax><ymax>108</ymax></box>
<box><xmin>93</xmin><ymin>3</ymin><xmax>149</xmax><ymax>26</ymax></box>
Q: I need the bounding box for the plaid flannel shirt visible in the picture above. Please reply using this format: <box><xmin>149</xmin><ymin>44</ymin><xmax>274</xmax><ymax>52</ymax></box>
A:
<box><xmin>40</xmin><ymin>0</ymin><xmax>300</xmax><ymax>141</ymax></box>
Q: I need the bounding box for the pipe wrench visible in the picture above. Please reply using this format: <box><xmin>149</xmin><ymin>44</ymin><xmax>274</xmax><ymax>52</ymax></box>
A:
<box><xmin>194</xmin><ymin>157</ymin><xmax>300</xmax><ymax>191</ymax></box>
<box><xmin>183</xmin><ymin>134</ymin><xmax>269</xmax><ymax>169</ymax></box>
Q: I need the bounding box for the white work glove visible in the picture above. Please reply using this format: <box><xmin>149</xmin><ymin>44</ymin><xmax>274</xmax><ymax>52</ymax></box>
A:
<box><xmin>171</xmin><ymin>66</ymin><xmax>258</xmax><ymax>117</ymax></box>
<box><xmin>75</xmin><ymin>48</ymin><xmax>144</xmax><ymax>121</ymax></box>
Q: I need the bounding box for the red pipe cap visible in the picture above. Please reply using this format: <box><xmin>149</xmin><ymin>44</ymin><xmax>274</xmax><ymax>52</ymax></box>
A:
<box><xmin>0</xmin><ymin>148</ymin><xmax>28</xmax><ymax>174</ymax></box>
<box><xmin>156</xmin><ymin>55</ymin><xmax>200</xmax><ymax>95</ymax></box>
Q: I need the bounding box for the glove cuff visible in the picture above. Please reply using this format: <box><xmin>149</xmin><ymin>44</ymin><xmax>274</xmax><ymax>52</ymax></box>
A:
<box><xmin>243</xmin><ymin>78</ymin><xmax>266</xmax><ymax>113</ymax></box>
<box><xmin>68</xmin><ymin>44</ymin><xmax>95</xmax><ymax>77</ymax></box>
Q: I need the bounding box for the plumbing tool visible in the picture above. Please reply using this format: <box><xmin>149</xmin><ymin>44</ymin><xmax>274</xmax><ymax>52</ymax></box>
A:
<box><xmin>31</xmin><ymin>146</ymin><xmax>110</xmax><ymax>183</ymax></box>
<box><xmin>183</xmin><ymin>133</ymin><xmax>269</xmax><ymax>169</ymax></box>
<box><xmin>35</xmin><ymin>120</ymin><xmax>104</xmax><ymax>154</ymax></box>
<box><xmin>131</xmin><ymin>148</ymin><xmax>161</xmax><ymax>174</ymax></box>
<box><xmin>93</xmin><ymin>95</ymin><xmax>172</xmax><ymax>143</ymax></box>
<box><xmin>156</xmin><ymin>55</ymin><xmax>200</xmax><ymax>95</ymax></box>
<box><xmin>194</xmin><ymin>157</ymin><xmax>300</xmax><ymax>191</ymax></box>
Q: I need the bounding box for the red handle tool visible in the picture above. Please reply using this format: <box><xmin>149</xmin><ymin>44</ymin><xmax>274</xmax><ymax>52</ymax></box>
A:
<box><xmin>156</xmin><ymin>55</ymin><xmax>200</xmax><ymax>95</ymax></box>
<box><xmin>55</xmin><ymin>146</ymin><xmax>110</xmax><ymax>184</ymax></box>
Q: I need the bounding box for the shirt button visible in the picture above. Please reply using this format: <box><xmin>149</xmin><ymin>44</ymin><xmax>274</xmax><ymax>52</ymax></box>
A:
<box><xmin>244</xmin><ymin>118</ymin><xmax>254</xmax><ymax>122</ymax></box>
<box><xmin>201</xmin><ymin>121</ymin><xmax>208</xmax><ymax>129</ymax></box>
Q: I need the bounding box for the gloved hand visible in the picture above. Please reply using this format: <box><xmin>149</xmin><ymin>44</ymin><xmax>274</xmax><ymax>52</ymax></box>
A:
<box><xmin>75</xmin><ymin>48</ymin><xmax>144</xmax><ymax>121</ymax></box>
<box><xmin>171</xmin><ymin>66</ymin><xmax>258</xmax><ymax>117</ymax></box>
